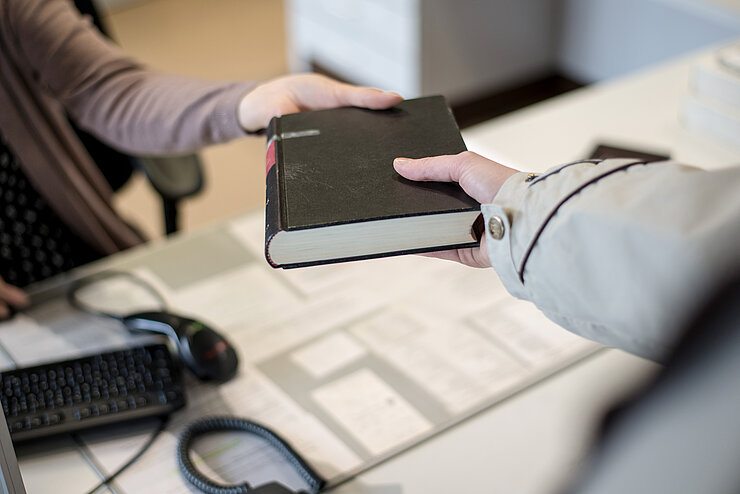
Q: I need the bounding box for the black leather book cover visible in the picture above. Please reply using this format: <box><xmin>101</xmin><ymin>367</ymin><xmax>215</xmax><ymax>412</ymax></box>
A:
<box><xmin>264</xmin><ymin>95</ymin><xmax>479</xmax><ymax>268</ymax></box>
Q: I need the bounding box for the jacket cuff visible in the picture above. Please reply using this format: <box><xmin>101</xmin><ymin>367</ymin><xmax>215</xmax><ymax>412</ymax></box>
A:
<box><xmin>483</xmin><ymin>171</ymin><xmax>530</xmax><ymax>300</ymax></box>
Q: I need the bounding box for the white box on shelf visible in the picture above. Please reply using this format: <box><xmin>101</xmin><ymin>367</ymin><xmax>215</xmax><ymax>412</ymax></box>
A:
<box><xmin>682</xmin><ymin>42</ymin><xmax>740</xmax><ymax>148</ymax></box>
<box><xmin>286</xmin><ymin>0</ymin><xmax>559</xmax><ymax>104</ymax></box>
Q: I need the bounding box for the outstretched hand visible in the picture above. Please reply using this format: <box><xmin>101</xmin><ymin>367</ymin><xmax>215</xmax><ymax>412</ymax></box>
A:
<box><xmin>0</xmin><ymin>276</ymin><xmax>29</xmax><ymax>320</ymax></box>
<box><xmin>238</xmin><ymin>73</ymin><xmax>403</xmax><ymax>133</ymax></box>
<box><xmin>393</xmin><ymin>151</ymin><xmax>518</xmax><ymax>268</ymax></box>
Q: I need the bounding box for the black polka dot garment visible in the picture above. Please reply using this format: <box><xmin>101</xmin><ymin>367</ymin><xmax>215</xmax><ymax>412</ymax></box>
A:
<box><xmin>0</xmin><ymin>132</ymin><xmax>101</xmax><ymax>287</ymax></box>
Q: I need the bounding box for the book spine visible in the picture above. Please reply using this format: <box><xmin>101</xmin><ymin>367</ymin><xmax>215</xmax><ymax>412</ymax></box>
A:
<box><xmin>264</xmin><ymin>117</ymin><xmax>282</xmax><ymax>268</ymax></box>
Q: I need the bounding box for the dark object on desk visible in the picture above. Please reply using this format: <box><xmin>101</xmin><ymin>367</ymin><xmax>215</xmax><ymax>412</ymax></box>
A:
<box><xmin>589</xmin><ymin>144</ymin><xmax>670</xmax><ymax>162</ymax></box>
<box><xmin>123</xmin><ymin>312</ymin><xmax>239</xmax><ymax>382</ymax></box>
<box><xmin>1</xmin><ymin>344</ymin><xmax>185</xmax><ymax>443</ymax></box>
<box><xmin>177</xmin><ymin>416</ymin><xmax>325</xmax><ymax>494</ymax></box>
<box><xmin>265</xmin><ymin>95</ymin><xmax>480</xmax><ymax>269</ymax></box>
<box><xmin>250</xmin><ymin>484</ymin><xmax>303</xmax><ymax>494</ymax></box>
<box><xmin>67</xmin><ymin>271</ymin><xmax>239</xmax><ymax>382</ymax></box>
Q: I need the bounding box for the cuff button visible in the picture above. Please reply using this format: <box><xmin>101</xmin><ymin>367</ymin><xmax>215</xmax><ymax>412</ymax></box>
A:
<box><xmin>488</xmin><ymin>216</ymin><xmax>505</xmax><ymax>240</ymax></box>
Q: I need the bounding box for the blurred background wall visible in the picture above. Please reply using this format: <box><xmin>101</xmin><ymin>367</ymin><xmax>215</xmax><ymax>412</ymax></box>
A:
<box><xmin>287</xmin><ymin>0</ymin><xmax>740</xmax><ymax>97</ymax></box>
<box><xmin>558</xmin><ymin>0</ymin><xmax>740</xmax><ymax>82</ymax></box>
<box><xmin>94</xmin><ymin>0</ymin><xmax>740</xmax><ymax>240</ymax></box>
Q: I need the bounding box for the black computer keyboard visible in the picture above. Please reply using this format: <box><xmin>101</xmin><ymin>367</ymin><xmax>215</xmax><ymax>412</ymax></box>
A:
<box><xmin>0</xmin><ymin>344</ymin><xmax>186</xmax><ymax>442</ymax></box>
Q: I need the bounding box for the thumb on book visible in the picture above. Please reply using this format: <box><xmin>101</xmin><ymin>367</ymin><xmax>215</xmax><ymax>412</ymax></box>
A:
<box><xmin>393</xmin><ymin>152</ymin><xmax>518</xmax><ymax>204</ymax></box>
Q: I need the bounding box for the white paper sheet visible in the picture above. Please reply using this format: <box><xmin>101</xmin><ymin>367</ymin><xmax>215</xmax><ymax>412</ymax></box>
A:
<box><xmin>173</xmin><ymin>264</ymin><xmax>300</xmax><ymax>331</ymax></box>
<box><xmin>290</xmin><ymin>332</ymin><xmax>367</xmax><ymax>379</ymax></box>
<box><xmin>228</xmin><ymin>213</ymin><xmax>267</xmax><ymax>259</ymax></box>
<box><xmin>0</xmin><ymin>314</ymin><xmax>77</xmax><ymax>367</ymax></box>
<box><xmin>215</xmin><ymin>368</ymin><xmax>363</xmax><ymax>477</ymax></box>
<box><xmin>468</xmin><ymin>299</ymin><xmax>594</xmax><ymax>366</ymax></box>
<box><xmin>0</xmin><ymin>344</ymin><xmax>15</xmax><ymax>372</ymax></box>
<box><xmin>396</xmin><ymin>261</ymin><xmax>511</xmax><ymax>320</ymax></box>
<box><xmin>311</xmin><ymin>369</ymin><xmax>433</xmax><ymax>456</ymax></box>
<box><xmin>174</xmin><ymin>264</ymin><xmax>386</xmax><ymax>363</ymax></box>
<box><xmin>350</xmin><ymin>309</ymin><xmax>526</xmax><ymax>413</ymax></box>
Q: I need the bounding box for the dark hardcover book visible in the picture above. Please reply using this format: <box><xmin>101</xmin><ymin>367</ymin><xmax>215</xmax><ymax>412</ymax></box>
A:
<box><xmin>264</xmin><ymin>95</ymin><xmax>482</xmax><ymax>269</ymax></box>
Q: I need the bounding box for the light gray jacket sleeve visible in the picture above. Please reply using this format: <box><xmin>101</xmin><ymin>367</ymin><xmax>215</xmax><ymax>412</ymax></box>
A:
<box><xmin>483</xmin><ymin>158</ymin><xmax>740</xmax><ymax>362</ymax></box>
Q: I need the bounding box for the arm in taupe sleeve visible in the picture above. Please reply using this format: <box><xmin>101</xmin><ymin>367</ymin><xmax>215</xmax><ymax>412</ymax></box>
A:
<box><xmin>5</xmin><ymin>0</ymin><xmax>255</xmax><ymax>154</ymax></box>
<box><xmin>483</xmin><ymin>158</ymin><xmax>740</xmax><ymax>362</ymax></box>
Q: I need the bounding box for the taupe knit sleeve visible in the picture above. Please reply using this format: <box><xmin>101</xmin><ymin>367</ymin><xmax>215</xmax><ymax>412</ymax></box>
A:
<box><xmin>5</xmin><ymin>0</ymin><xmax>255</xmax><ymax>154</ymax></box>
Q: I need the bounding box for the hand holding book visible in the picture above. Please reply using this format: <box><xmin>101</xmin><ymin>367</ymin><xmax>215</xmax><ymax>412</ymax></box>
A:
<box><xmin>393</xmin><ymin>152</ymin><xmax>518</xmax><ymax>268</ymax></box>
<box><xmin>238</xmin><ymin>74</ymin><xmax>403</xmax><ymax>133</ymax></box>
